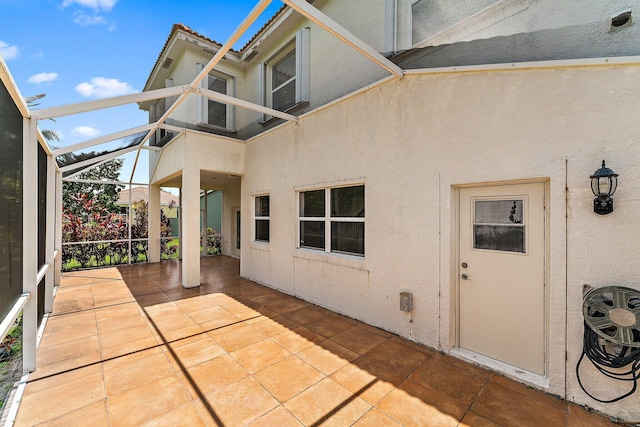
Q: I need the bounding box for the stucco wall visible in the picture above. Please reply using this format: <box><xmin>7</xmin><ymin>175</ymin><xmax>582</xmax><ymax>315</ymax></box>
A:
<box><xmin>404</xmin><ymin>0</ymin><xmax>640</xmax><ymax>50</ymax></box>
<box><xmin>241</xmin><ymin>61</ymin><xmax>640</xmax><ymax>419</ymax></box>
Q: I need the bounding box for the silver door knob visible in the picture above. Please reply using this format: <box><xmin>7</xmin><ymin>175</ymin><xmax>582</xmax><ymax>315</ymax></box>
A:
<box><xmin>461</xmin><ymin>274</ymin><xmax>469</xmax><ymax>280</ymax></box>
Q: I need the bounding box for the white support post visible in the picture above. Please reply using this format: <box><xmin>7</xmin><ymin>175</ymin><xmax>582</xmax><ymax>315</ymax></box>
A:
<box><xmin>54</xmin><ymin>170</ymin><xmax>62</xmax><ymax>287</ymax></box>
<box><xmin>23</xmin><ymin>118</ymin><xmax>38</xmax><ymax>373</ymax></box>
<box><xmin>45</xmin><ymin>154</ymin><xmax>56</xmax><ymax>313</ymax></box>
<box><xmin>148</xmin><ymin>184</ymin><xmax>161</xmax><ymax>263</ymax></box>
<box><xmin>181</xmin><ymin>169</ymin><xmax>201</xmax><ymax>288</ymax></box>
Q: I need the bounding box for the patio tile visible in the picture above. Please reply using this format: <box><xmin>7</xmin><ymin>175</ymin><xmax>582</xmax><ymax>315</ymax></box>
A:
<box><xmin>144</xmin><ymin>311</ymin><xmax>199</xmax><ymax>334</ymax></box>
<box><xmin>248</xmin><ymin>406</ymin><xmax>303</xmax><ymax>427</ymax></box>
<box><xmin>15</xmin><ymin>368</ymin><xmax>105</xmax><ymax>425</ymax></box>
<box><xmin>97</xmin><ymin>312</ymin><xmax>149</xmax><ymax>333</ymax></box>
<box><xmin>250</xmin><ymin>316</ymin><xmax>297</xmax><ymax>337</ymax></box>
<box><xmin>199</xmin><ymin>376</ymin><xmax>280</xmax><ymax>426</ymax></box>
<box><xmin>175</xmin><ymin>295</ymin><xmax>217</xmax><ymax>313</ymax></box>
<box><xmin>364</xmin><ymin>339</ymin><xmax>431</xmax><ymax>377</ymax></box>
<box><xmin>94</xmin><ymin>302</ymin><xmax>141</xmax><ymax>322</ymax></box>
<box><xmin>97</xmin><ymin>322</ymin><xmax>156</xmax><ymax>349</ymax></box>
<box><xmin>265</xmin><ymin>298</ymin><xmax>309</xmax><ymax>314</ymax></box>
<box><xmin>23</xmin><ymin>363</ymin><xmax>102</xmax><ymax>395</ymax></box>
<box><xmin>135</xmin><ymin>292</ymin><xmax>172</xmax><ymax>307</ymax></box>
<box><xmin>330</xmin><ymin>356</ymin><xmax>404</xmax><ymax>405</ymax></box>
<box><xmin>330</xmin><ymin>326</ymin><xmax>389</xmax><ymax>355</ymax></box>
<box><xmin>177</xmin><ymin>354</ymin><xmax>248</xmax><ymax>400</ymax></box>
<box><xmin>271</xmin><ymin>326</ymin><xmax>324</xmax><ymax>353</ymax></box>
<box><xmin>297</xmin><ymin>340</ymin><xmax>359</xmax><ymax>376</ymax></box>
<box><xmin>164</xmin><ymin>335</ymin><xmax>225</xmax><ymax>369</ymax></box>
<box><xmin>281</xmin><ymin>306</ymin><xmax>328</xmax><ymax>325</ymax></box>
<box><xmin>352</xmin><ymin>408</ymin><xmax>402</xmax><ymax>426</ymax></box>
<box><xmin>39</xmin><ymin>321</ymin><xmax>97</xmax><ymax>348</ymax></box>
<box><xmin>490</xmin><ymin>372</ymin><xmax>568</xmax><ymax>412</ymax></box>
<box><xmin>103</xmin><ymin>347</ymin><xmax>174</xmax><ymax>397</ymax></box>
<box><xmin>36</xmin><ymin>400</ymin><xmax>109</xmax><ymax>427</ymax></box>
<box><xmin>284</xmin><ymin>377</ymin><xmax>371</xmax><ymax>426</ymax></box>
<box><xmin>142</xmin><ymin>301</ymin><xmax>184</xmax><ymax>318</ymax></box>
<box><xmin>230</xmin><ymin>339</ymin><xmax>292</xmax><ymax>373</ymax></box>
<box><xmin>20</xmin><ymin>257</ymin><xmax>613</xmax><ymax>427</ymax></box>
<box><xmin>198</xmin><ymin>314</ymin><xmax>242</xmax><ymax>332</ymax></box>
<box><xmin>210</xmin><ymin>323</ymin><xmax>268</xmax><ymax>352</ymax></box>
<box><xmin>459</xmin><ymin>411</ymin><xmax>502</xmax><ymax>427</ymax></box>
<box><xmin>43</xmin><ymin>310</ymin><xmax>97</xmax><ymax>333</ymax></box>
<box><xmin>470</xmin><ymin>380</ymin><xmax>567</xmax><ymax>427</ymax></box>
<box><xmin>92</xmin><ymin>291</ymin><xmax>135</xmax><ymax>308</ymax></box>
<box><xmin>567</xmin><ymin>404</ymin><xmax>617</xmax><ymax>426</ymax></box>
<box><xmin>187</xmin><ymin>306</ymin><xmax>235</xmax><ymax>324</ymax></box>
<box><xmin>433</xmin><ymin>351</ymin><xmax>491</xmax><ymax>379</ymax></box>
<box><xmin>36</xmin><ymin>335</ymin><xmax>101</xmax><ymax>368</ymax></box>
<box><xmin>28</xmin><ymin>350</ymin><xmax>102</xmax><ymax>381</ymax></box>
<box><xmin>254</xmin><ymin>355</ymin><xmax>325</xmax><ymax>403</ymax></box>
<box><xmin>100</xmin><ymin>335</ymin><xmax>159</xmax><ymax>360</ymax></box>
<box><xmin>408</xmin><ymin>355</ymin><xmax>488</xmax><ymax>407</ymax></box>
<box><xmin>143</xmin><ymin>403</ymin><xmax>207</xmax><ymax>427</ymax></box>
<box><xmin>376</xmin><ymin>379</ymin><xmax>465</xmax><ymax>427</ymax></box>
<box><xmin>305</xmin><ymin>315</ymin><xmax>355</xmax><ymax>338</ymax></box>
<box><xmin>108</xmin><ymin>375</ymin><xmax>192</xmax><ymax>426</ymax></box>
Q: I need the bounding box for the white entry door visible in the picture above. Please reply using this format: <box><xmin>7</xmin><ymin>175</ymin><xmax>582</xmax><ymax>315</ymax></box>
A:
<box><xmin>459</xmin><ymin>183</ymin><xmax>545</xmax><ymax>375</ymax></box>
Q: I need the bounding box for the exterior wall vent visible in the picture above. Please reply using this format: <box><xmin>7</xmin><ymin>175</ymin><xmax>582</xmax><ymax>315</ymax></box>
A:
<box><xmin>161</xmin><ymin>58</ymin><xmax>173</xmax><ymax>69</ymax></box>
<box><xmin>611</xmin><ymin>10</ymin><xmax>633</xmax><ymax>29</ymax></box>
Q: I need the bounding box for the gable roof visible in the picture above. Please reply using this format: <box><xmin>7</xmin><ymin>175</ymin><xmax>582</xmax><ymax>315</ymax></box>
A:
<box><xmin>117</xmin><ymin>187</ymin><xmax>179</xmax><ymax>207</ymax></box>
<box><xmin>142</xmin><ymin>4</ymin><xmax>294</xmax><ymax>92</ymax></box>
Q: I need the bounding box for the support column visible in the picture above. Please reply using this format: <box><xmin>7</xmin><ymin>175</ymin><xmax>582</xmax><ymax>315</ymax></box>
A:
<box><xmin>44</xmin><ymin>154</ymin><xmax>56</xmax><ymax>313</ymax></box>
<box><xmin>23</xmin><ymin>118</ymin><xmax>38</xmax><ymax>373</ymax></box>
<box><xmin>148</xmin><ymin>184</ymin><xmax>161</xmax><ymax>263</ymax></box>
<box><xmin>54</xmin><ymin>170</ymin><xmax>62</xmax><ymax>287</ymax></box>
<box><xmin>181</xmin><ymin>169</ymin><xmax>200</xmax><ymax>288</ymax></box>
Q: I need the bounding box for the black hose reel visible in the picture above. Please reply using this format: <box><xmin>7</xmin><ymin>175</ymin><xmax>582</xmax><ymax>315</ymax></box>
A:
<box><xmin>578</xmin><ymin>285</ymin><xmax>640</xmax><ymax>403</ymax></box>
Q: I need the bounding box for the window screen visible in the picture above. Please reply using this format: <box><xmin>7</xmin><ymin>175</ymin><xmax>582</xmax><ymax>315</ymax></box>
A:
<box><xmin>473</xmin><ymin>199</ymin><xmax>525</xmax><ymax>253</ymax></box>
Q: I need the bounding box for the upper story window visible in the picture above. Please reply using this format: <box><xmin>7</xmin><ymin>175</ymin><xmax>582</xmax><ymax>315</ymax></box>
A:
<box><xmin>299</xmin><ymin>185</ymin><xmax>365</xmax><ymax>257</ymax></box>
<box><xmin>197</xmin><ymin>64</ymin><xmax>235</xmax><ymax>131</ymax></box>
<box><xmin>260</xmin><ymin>28</ymin><xmax>310</xmax><ymax>115</ymax></box>
<box><xmin>272</xmin><ymin>49</ymin><xmax>296</xmax><ymax>111</ymax></box>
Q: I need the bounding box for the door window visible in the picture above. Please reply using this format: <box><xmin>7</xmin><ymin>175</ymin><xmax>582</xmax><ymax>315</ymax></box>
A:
<box><xmin>473</xmin><ymin>199</ymin><xmax>525</xmax><ymax>253</ymax></box>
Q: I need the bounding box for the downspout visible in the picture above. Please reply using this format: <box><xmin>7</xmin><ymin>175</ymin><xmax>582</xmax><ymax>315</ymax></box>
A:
<box><xmin>564</xmin><ymin>157</ymin><xmax>569</xmax><ymax>399</ymax></box>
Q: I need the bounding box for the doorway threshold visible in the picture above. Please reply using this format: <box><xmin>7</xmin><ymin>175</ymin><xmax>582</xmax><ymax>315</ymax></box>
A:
<box><xmin>450</xmin><ymin>348</ymin><xmax>550</xmax><ymax>390</ymax></box>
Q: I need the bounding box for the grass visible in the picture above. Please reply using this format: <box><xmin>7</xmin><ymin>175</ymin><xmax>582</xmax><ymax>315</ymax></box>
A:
<box><xmin>0</xmin><ymin>314</ymin><xmax>22</xmax><ymax>410</ymax></box>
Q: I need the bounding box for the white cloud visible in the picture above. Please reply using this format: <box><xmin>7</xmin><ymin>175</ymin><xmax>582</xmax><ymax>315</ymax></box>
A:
<box><xmin>71</xmin><ymin>126</ymin><xmax>100</xmax><ymax>138</ymax></box>
<box><xmin>0</xmin><ymin>41</ymin><xmax>19</xmax><ymax>61</ymax></box>
<box><xmin>61</xmin><ymin>0</ymin><xmax>117</xmax><ymax>12</ymax></box>
<box><xmin>75</xmin><ymin>77</ymin><xmax>136</xmax><ymax>98</ymax></box>
<box><xmin>73</xmin><ymin>13</ymin><xmax>107</xmax><ymax>26</ymax></box>
<box><xmin>27</xmin><ymin>72</ymin><xmax>59</xmax><ymax>84</ymax></box>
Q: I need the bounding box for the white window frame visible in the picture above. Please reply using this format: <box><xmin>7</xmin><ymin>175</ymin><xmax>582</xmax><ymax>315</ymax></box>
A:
<box><xmin>254</xmin><ymin>194</ymin><xmax>270</xmax><ymax>243</ymax></box>
<box><xmin>259</xmin><ymin>27</ymin><xmax>310</xmax><ymax>116</ymax></box>
<box><xmin>298</xmin><ymin>185</ymin><xmax>365</xmax><ymax>257</ymax></box>
<box><xmin>196</xmin><ymin>64</ymin><xmax>236</xmax><ymax>131</ymax></box>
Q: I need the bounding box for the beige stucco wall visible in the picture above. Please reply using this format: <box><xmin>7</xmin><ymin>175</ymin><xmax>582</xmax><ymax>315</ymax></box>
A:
<box><xmin>241</xmin><ymin>61</ymin><xmax>640</xmax><ymax>420</ymax></box>
<box><xmin>401</xmin><ymin>0</ymin><xmax>640</xmax><ymax>49</ymax></box>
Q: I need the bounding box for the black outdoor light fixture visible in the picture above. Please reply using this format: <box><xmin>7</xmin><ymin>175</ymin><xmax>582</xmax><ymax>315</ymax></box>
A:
<box><xmin>590</xmin><ymin>160</ymin><xmax>618</xmax><ymax>215</ymax></box>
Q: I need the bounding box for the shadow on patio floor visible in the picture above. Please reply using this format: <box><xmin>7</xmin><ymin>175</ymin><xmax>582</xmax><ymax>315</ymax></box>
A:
<box><xmin>14</xmin><ymin>256</ymin><xmax>614</xmax><ymax>426</ymax></box>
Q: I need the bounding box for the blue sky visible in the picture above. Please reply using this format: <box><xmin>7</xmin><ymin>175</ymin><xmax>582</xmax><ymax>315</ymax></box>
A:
<box><xmin>0</xmin><ymin>0</ymin><xmax>284</xmax><ymax>183</ymax></box>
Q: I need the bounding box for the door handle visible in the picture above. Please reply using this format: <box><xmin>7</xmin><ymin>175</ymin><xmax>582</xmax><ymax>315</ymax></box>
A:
<box><xmin>461</xmin><ymin>274</ymin><xmax>470</xmax><ymax>280</ymax></box>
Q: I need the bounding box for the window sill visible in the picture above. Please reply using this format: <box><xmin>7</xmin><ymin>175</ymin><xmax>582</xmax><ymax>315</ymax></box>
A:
<box><xmin>195</xmin><ymin>123</ymin><xmax>237</xmax><ymax>136</ymax></box>
<box><xmin>294</xmin><ymin>247</ymin><xmax>366</xmax><ymax>269</ymax></box>
<box><xmin>259</xmin><ymin>101</ymin><xmax>309</xmax><ymax>127</ymax></box>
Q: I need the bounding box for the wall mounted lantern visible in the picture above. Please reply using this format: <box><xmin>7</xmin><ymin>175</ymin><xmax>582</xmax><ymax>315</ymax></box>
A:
<box><xmin>590</xmin><ymin>160</ymin><xmax>618</xmax><ymax>215</ymax></box>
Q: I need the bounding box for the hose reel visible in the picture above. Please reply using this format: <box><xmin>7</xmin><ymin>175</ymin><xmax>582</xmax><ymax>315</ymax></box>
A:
<box><xmin>577</xmin><ymin>285</ymin><xmax>640</xmax><ymax>403</ymax></box>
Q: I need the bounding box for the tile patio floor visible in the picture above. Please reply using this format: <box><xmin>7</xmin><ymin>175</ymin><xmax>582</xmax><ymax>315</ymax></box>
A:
<box><xmin>14</xmin><ymin>256</ymin><xmax>614</xmax><ymax>426</ymax></box>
